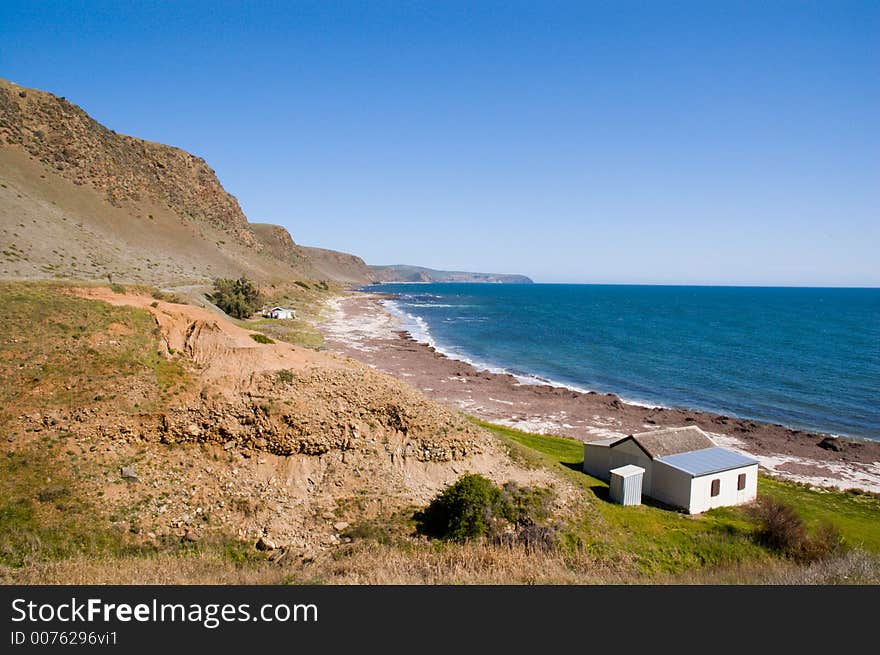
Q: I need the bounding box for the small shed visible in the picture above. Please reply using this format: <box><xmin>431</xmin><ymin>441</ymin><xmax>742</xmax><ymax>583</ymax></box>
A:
<box><xmin>266</xmin><ymin>307</ymin><xmax>295</xmax><ymax>320</ymax></box>
<box><xmin>608</xmin><ymin>464</ymin><xmax>644</xmax><ymax>506</ymax></box>
<box><xmin>582</xmin><ymin>426</ymin><xmax>758</xmax><ymax>513</ymax></box>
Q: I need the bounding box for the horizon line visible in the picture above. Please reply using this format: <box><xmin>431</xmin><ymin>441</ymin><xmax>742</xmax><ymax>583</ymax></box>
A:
<box><xmin>367</xmin><ymin>280</ymin><xmax>880</xmax><ymax>289</ymax></box>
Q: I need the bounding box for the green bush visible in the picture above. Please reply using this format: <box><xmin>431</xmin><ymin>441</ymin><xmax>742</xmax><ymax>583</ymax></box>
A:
<box><xmin>415</xmin><ymin>474</ymin><xmax>558</xmax><ymax>547</ymax></box>
<box><xmin>250</xmin><ymin>333</ymin><xmax>274</xmax><ymax>344</ymax></box>
<box><xmin>208</xmin><ymin>276</ymin><xmax>262</xmax><ymax>319</ymax></box>
<box><xmin>416</xmin><ymin>474</ymin><xmax>503</xmax><ymax>541</ymax></box>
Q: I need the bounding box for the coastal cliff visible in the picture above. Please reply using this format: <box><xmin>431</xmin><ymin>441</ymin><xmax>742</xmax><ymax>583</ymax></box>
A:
<box><xmin>0</xmin><ymin>77</ymin><xmax>372</xmax><ymax>285</ymax></box>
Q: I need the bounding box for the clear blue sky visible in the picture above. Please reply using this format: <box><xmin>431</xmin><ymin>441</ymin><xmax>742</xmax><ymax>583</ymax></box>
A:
<box><xmin>2</xmin><ymin>1</ymin><xmax>878</xmax><ymax>285</ymax></box>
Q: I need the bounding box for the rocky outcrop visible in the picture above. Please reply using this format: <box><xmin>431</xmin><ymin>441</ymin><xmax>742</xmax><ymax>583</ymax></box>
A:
<box><xmin>0</xmin><ymin>78</ymin><xmax>255</xmax><ymax>247</ymax></box>
<box><xmin>0</xmin><ymin>78</ymin><xmax>376</xmax><ymax>285</ymax></box>
<box><xmin>155</xmin><ymin>368</ymin><xmax>483</xmax><ymax>462</ymax></box>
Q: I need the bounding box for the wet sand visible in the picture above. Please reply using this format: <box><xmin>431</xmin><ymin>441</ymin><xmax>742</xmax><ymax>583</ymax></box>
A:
<box><xmin>320</xmin><ymin>293</ymin><xmax>880</xmax><ymax>492</ymax></box>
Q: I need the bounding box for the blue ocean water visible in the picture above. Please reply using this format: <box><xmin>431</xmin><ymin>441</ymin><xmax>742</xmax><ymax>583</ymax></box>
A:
<box><xmin>363</xmin><ymin>283</ymin><xmax>880</xmax><ymax>440</ymax></box>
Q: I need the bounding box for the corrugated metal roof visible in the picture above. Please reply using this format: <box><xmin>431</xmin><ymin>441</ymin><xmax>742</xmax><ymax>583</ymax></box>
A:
<box><xmin>657</xmin><ymin>447</ymin><xmax>757</xmax><ymax>477</ymax></box>
<box><xmin>609</xmin><ymin>464</ymin><xmax>645</xmax><ymax>477</ymax></box>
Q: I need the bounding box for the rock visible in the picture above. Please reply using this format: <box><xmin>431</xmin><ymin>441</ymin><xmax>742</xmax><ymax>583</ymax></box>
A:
<box><xmin>268</xmin><ymin>547</ymin><xmax>296</xmax><ymax>563</ymax></box>
<box><xmin>223</xmin><ymin>440</ymin><xmax>235</xmax><ymax>450</ymax></box>
<box><xmin>186</xmin><ymin>423</ymin><xmax>201</xmax><ymax>437</ymax></box>
<box><xmin>183</xmin><ymin>529</ymin><xmax>199</xmax><ymax>542</ymax></box>
<box><xmin>120</xmin><ymin>466</ymin><xmax>138</xmax><ymax>482</ymax></box>
<box><xmin>333</xmin><ymin>521</ymin><xmax>350</xmax><ymax>532</ymax></box>
<box><xmin>818</xmin><ymin>436</ymin><xmax>843</xmax><ymax>452</ymax></box>
<box><xmin>255</xmin><ymin>536</ymin><xmax>277</xmax><ymax>551</ymax></box>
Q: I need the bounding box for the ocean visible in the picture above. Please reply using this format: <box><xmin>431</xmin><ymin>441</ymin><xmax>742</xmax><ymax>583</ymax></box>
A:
<box><xmin>363</xmin><ymin>283</ymin><xmax>880</xmax><ymax>441</ymax></box>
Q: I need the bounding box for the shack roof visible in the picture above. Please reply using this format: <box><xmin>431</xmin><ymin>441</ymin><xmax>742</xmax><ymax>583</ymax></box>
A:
<box><xmin>657</xmin><ymin>447</ymin><xmax>758</xmax><ymax>477</ymax></box>
<box><xmin>625</xmin><ymin>426</ymin><xmax>716</xmax><ymax>459</ymax></box>
<box><xmin>609</xmin><ymin>464</ymin><xmax>645</xmax><ymax>478</ymax></box>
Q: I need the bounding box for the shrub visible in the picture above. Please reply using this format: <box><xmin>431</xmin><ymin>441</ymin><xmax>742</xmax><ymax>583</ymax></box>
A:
<box><xmin>416</xmin><ymin>474</ymin><xmax>503</xmax><ymax>542</ymax></box>
<box><xmin>250</xmin><ymin>333</ymin><xmax>274</xmax><ymax>344</ymax></box>
<box><xmin>277</xmin><ymin>369</ymin><xmax>295</xmax><ymax>384</ymax></box>
<box><xmin>151</xmin><ymin>289</ymin><xmax>184</xmax><ymax>304</ymax></box>
<box><xmin>416</xmin><ymin>474</ymin><xmax>557</xmax><ymax>546</ymax></box>
<box><xmin>294</xmin><ymin>280</ymin><xmax>310</xmax><ymax>290</ymax></box>
<box><xmin>208</xmin><ymin>276</ymin><xmax>262</xmax><ymax>319</ymax></box>
<box><xmin>498</xmin><ymin>482</ymin><xmax>554</xmax><ymax>526</ymax></box>
<box><xmin>749</xmin><ymin>497</ymin><xmax>846</xmax><ymax>562</ymax></box>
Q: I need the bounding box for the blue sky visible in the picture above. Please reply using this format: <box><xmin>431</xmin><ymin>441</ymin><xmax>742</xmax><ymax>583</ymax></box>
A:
<box><xmin>2</xmin><ymin>1</ymin><xmax>878</xmax><ymax>285</ymax></box>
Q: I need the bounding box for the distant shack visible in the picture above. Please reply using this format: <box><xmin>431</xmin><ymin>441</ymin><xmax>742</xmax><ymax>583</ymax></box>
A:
<box><xmin>265</xmin><ymin>306</ymin><xmax>295</xmax><ymax>320</ymax></box>
<box><xmin>583</xmin><ymin>426</ymin><xmax>758</xmax><ymax>513</ymax></box>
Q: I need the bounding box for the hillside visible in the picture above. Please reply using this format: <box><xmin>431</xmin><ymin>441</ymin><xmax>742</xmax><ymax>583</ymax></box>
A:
<box><xmin>250</xmin><ymin>223</ymin><xmax>372</xmax><ymax>284</ymax></box>
<box><xmin>0</xmin><ymin>282</ymin><xmax>565</xmax><ymax>582</ymax></box>
<box><xmin>370</xmin><ymin>264</ymin><xmax>533</xmax><ymax>284</ymax></box>
<box><xmin>0</xmin><ymin>78</ymin><xmax>372</xmax><ymax>286</ymax></box>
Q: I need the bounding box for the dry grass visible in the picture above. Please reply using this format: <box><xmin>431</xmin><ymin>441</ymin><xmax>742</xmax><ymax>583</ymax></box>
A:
<box><xmin>1</xmin><ymin>541</ymin><xmax>632</xmax><ymax>585</ymax></box>
<box><xmin>291</xmin><ymin>541</ymin><xmax>633</xmax><ymax>585</ymax></box>
<box><xmin>8</xmin><ymin>543</ymin><xmax>877</xmax><ymax>586</ymax></box>
<box><xmin>0</xmin><ymin>553</ymin><xmax>288</xmax><ymax>585</ymax></box>
<box><xmin>667</xmin><ymin>549</ymin><xmax>880</xmax><ymax>585</ymax></box>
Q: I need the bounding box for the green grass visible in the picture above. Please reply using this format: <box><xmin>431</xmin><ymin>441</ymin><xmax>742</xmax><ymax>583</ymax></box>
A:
<box><xmin>240</xmin><ymin>317</ymin><xmax>323</xmax><ymax>349</ymax></box>
<box><xmin>0</xmin><ymin>447</ymin><xmax>132</xmax><ymax>567</ymax></box>
<box><xmin>227</xmin><ymin>281</ymin><xmax>341</xmax><ymax>350</ymax></box>
<box><xmin>471</xmin><ymin>417</ymin><xmax>880</xmax><ymax>575</ymax></box>
<box><xmin>758</xmin><ymin>477</ymin><xmax>880</xmax><ymax>552</ymax></box>
<box><xmin>249</xmin><ymin>333</ymin><xmax>274</xmax><ymax>344</ymax></box>
<box><xmin>0</xmin><ymin>282</ymin><xmax>189</xmax><ymax>421</ymax></box>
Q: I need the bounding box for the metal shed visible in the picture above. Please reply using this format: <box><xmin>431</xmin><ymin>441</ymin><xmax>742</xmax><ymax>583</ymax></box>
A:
<box><xmin>608</xmin><ymin>464</ymin><xmax>644</xmax><ymax>506</ymax></box>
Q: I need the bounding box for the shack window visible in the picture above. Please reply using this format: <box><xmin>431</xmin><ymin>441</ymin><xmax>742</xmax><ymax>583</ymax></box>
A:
<box><xmin>737</xmin><ymin>473</ymin><xmax>747</xmax><ymax>490</ymax></box>
<box><xmin>710</xmin><ymin>479</ymin><xmax>720</xmax><ymax>497</ymax></box>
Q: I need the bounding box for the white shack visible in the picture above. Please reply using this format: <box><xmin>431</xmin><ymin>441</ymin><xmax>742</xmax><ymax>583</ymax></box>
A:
<box><xmin>266</xmin><ymin>307</ymin><xmax>295</xmax><ymax>320</ymax></box>
<box><xmin>583</xmin><ymin>426</ymin><xmax>758</xmax><ymax>514</ymax></box>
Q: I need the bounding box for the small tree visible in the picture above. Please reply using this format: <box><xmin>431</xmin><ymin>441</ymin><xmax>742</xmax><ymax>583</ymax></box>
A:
<box><xmin>208</xmin><ymin>276</ymin><xmax>262</xmax><ymax>319</ymax></box>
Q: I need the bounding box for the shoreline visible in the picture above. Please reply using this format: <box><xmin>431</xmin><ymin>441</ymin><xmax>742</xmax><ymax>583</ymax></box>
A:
<box><xmin>320</xmin><ymin>292</ymin><xmax>880</xmax><ymax>493</ymax></box>
<box><xmin>380</xmin><ymin>292</ymin><xmax>874</xmax><ymax>441</ymax></box>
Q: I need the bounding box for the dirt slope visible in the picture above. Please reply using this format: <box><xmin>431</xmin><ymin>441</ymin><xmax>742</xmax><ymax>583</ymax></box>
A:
<box><xmin>3</xmin><ymin>285</ymin><xmax>563</xmax><ymax>559</ymax></box>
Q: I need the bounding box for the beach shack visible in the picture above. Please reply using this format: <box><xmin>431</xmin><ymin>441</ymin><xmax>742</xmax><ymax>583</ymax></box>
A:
<box><xmin>266</xmin><ymin>307</ymin><xmax>295</xmax><ymax>320</ymax></box>
<box><xmin>583</xmin><ymin>426</ymin><xmax>758</xmax><ymax>514</ymax></box>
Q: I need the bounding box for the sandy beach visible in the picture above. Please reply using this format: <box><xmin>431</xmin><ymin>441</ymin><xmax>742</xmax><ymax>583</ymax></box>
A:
<box><xmin>320</xmin><ymin>292</ymin><xmax>880</xmax><ymax>493</ymax></box>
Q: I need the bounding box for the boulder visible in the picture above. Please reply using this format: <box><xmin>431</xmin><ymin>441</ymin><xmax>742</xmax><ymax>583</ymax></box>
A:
<box><xmin>818</xmin><ymin>436</ymin><xmax>843</xmax><ymax>452</ymax></box>
<box><xmin>120</xmin><ymin>466</ymin><xmax>139</xmax><ymax>482</ymax></box>
<box><xmin>255</xmin><ymin>536</ymin><xmax>277</xmax><ymax>551</ymax></box>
